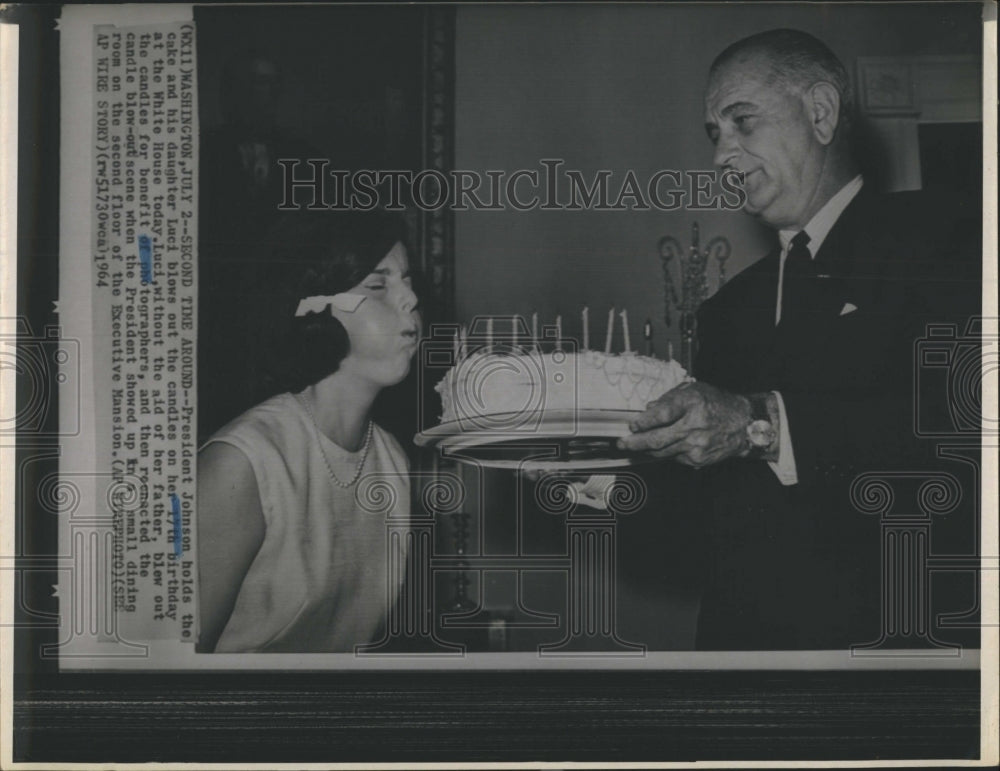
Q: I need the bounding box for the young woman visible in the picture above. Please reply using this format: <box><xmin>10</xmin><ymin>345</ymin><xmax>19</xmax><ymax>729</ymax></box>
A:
<box><xmin>197</xmin><ymin>212</ymin><xmax>419</xmax><ymax>652</ymax></box>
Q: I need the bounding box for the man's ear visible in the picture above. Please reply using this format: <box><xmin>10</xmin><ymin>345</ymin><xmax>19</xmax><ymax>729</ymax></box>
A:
<box><xmin>807</xmin><ymin>81</ymin><xmax>841</xmax><ymax>145</ymax></box>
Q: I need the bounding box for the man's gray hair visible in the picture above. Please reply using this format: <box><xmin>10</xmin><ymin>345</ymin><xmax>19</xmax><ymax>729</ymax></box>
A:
<box><xmin>711</xmin><ymin>28</ymin><xmax>854</xmax><ymax>134</ymax></box>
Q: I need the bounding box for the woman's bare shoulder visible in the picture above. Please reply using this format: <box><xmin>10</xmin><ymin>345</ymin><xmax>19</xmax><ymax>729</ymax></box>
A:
<box><xmin>199</xmin><ymin>440</ymin><xmax>255</xmax><ymax>481</ymax></box>
<box><xmin>198</xmin><ymin>442</ymin><xmax>265</xmax><ymax>531</ymax></box>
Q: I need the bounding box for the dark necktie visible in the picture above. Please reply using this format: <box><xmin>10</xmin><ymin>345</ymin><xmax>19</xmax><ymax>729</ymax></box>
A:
<box><xmin>781</xmin><ymin>231</ymin><xmax>813</xmax><ymax>323</ymax></box>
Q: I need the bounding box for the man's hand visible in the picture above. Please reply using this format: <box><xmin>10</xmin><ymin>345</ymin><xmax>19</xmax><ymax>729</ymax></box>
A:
<box><xmin>616</xmin><ymin>381</ymin><xmax>753</xmax><ymax>467</ymax></box>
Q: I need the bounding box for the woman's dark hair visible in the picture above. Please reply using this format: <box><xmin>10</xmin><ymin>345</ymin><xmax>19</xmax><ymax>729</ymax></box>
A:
<box><xmin>273</xmin><ymin>210</ymin><xmax>409</xmax><ymax>392</ymax></box>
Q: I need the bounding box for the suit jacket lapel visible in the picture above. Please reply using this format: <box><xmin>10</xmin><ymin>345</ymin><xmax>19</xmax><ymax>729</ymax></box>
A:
<box><xmin>769</xmin><ymin>189</ymin><xmax>877</xmax><ymax>374</ymax></box>
<box><xmin>784</xmin><ymin>189</ymin><xmax>875</xmax><ymax>316</ymax></box>
<box><xmin>699</xmin><ymin>187</ymin><xmax>881</xmax><ymax>389</ymax></box>
<box><xmin>695</xmin><ymin>248</ymin><xmax>780</xmax><ymax>391</ymax></box>
<box><xmin>811</xmin><ymin>187</ymin><xmax>876</xmax><ymax>281</ymax></box>
<box><xmin>733</xmin><ymin>249</ymin><xmax>783</xmax><ymax>388</ymax></box>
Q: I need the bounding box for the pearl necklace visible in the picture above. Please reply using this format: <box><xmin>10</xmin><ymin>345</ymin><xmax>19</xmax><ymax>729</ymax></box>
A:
<box><xmin>295</xmin><ymin>392</ymin><xmax>374</xmax><ymax>489</ymax></box>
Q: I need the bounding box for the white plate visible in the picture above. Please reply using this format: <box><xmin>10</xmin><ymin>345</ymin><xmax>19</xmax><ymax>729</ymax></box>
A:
<box><xmin>414</xmin><ymin>409</ymin><xmax>657</xmax><ymax>470</ymax></box>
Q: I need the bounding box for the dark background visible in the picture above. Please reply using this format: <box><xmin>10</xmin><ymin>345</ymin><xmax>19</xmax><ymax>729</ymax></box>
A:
<box><xmin>195</xmin><ymin>5</ymin><xmax>428</xmax><ymax>439</ymax></box>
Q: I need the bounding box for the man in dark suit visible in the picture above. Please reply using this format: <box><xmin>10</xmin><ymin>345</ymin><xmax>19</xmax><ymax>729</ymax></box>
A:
<box><xmin>618</xmin><ymin>29</ymin><xmax>978</xmax><ymax>649</ymax></box>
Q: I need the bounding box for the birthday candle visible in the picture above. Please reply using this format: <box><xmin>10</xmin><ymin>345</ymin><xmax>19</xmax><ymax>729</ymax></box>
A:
<box><xmin>512</xmin><ymin>316</ymin><xmax>518</xmax><ymax>350</ymax></box>
<box><xmin>486</xmin><ymin>317</ymin><xmax>494</xmax><ymax>350</ymax></box>
<box><xmin>452</xmin><ymin>336</ymin><xmax>459</xmax><ymax>412</ymax></box>
<box><xmin>644</xmin><ymin>318</ymin><xmax>653</xmax><ymax>356</ymax></box>
<box><xmin>605</xmin><ymin>307</ymin><xmax>615</xmax><ymax>354</ymax></box>
<box><xmin>620</xmin><ymin>309</ymin><xmax>631</xmax><ymax>352</ymax></box>
<box><xmin>582</xmin><ymin>306</ymin><xmax>589</xmax><ymax>350</ymax></box>
<box><xmin>667</xmin><ymin>340</ymin><xmax>674</xmax><ymax>361</ymax></box>
<box><xmin>556</xmin><ymin>315</ymin><xmax>562</xmax><ymax>351</ymax></box>
<box><xmin>531</xmin><ymin>312</ymin><xmax>539</xmax><ymax>352</ymax></box>
<box><xmin>460</xmin><ymin>324</ymin><xmax>468</xmax><ymax>360</ymax></box>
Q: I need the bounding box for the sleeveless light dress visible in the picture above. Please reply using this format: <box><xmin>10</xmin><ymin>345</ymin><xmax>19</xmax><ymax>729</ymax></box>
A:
<box><xmin>202</xmin><ymin>393</ymin><xmax>410</xmax><ymax>652</ymax></box>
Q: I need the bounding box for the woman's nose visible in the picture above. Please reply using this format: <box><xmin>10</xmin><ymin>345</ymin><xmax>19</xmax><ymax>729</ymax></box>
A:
<box><xmin>399</xmin><ymin>283</ymin><xmax>418</xmax><ymax>314</ymax></box>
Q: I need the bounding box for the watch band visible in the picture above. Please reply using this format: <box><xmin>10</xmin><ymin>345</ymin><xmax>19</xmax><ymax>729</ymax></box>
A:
<box><xmin>746</xmin><ymin>393</ymin><xmax>777</xmax><ymax>459</ymax></box>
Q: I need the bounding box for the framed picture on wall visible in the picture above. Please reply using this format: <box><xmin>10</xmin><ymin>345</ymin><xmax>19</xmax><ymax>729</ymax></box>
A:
<box><xmin>857</xmin><ymin>56</ymin><xmax>920</xmax><ymax>115</ymax></box>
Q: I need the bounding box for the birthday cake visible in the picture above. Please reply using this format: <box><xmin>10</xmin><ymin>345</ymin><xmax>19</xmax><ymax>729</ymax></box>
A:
<box><xmin>436</xmin><ymin>349</ymin><xmax>690</xmax><ymax>428</ymax></box>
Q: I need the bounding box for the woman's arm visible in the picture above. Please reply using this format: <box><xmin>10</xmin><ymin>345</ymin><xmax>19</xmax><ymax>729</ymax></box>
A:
<box><xmin>196</xmin><ymin>442</ymin><xmax>266</xmax><ymax>652</ymax></box>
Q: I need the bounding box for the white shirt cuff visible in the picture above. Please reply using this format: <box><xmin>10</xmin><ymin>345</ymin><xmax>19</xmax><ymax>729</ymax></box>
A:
<box><xmin>767</xmin><ymin>391</ymin><xmax>798</xmax><ymax>486</ymax></box>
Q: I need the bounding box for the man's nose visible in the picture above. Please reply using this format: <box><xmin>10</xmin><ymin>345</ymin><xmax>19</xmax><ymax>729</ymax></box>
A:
<box><xmin>713</xmin><ymin>132</ymin><xmax>739</xmax><ymax>169</ymax></box>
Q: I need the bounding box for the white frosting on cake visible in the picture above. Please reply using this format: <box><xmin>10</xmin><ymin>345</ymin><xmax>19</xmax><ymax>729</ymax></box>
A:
<box><xmin>436</xmin><ymin>350</ymin><xmax>690</xmax><ymax>426</ymax></box>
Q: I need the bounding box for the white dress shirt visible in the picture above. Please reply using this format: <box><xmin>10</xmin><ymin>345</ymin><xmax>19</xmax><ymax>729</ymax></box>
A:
<box><xmin>769</xmin><ymin>175</ymin><xmax>864</xmax><ymax>486</ymax></box>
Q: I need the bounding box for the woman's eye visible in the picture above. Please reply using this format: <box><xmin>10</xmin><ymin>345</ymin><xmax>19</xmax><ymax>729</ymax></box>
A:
<box><xmin>365</xmin><ymin>283</ymin><xmax>386</xmax><ymax>291</ymax></box>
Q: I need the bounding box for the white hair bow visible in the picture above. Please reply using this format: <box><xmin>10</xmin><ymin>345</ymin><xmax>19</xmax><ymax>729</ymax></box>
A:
<box><xmin>294</xmin><ymin>293</ymin><xmax>367</xmax><ymax>316</ymax></box>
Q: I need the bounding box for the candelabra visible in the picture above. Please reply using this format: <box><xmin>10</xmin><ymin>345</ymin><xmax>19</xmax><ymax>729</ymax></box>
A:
<box><xmin>658</xmin><ymin>222</ymin><xmax>731</xmax><ymax>371</ymax></box>
<box><xmin>448</xmin><ymin>509</ymin><xmax>476</xmax><ymax>613</ymax></box>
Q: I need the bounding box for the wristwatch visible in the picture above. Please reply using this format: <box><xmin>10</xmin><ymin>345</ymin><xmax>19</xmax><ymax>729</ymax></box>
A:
<box><xmin>746</xmin><ymin>393</ymin><xmax>777</xmax><ymax>459</ymax></box>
